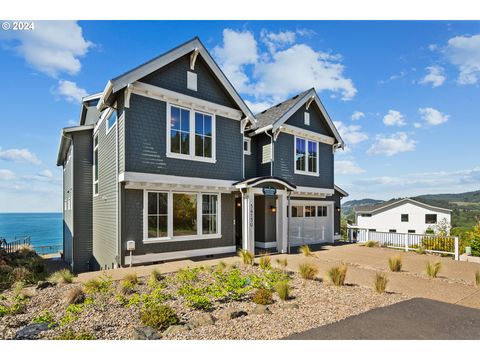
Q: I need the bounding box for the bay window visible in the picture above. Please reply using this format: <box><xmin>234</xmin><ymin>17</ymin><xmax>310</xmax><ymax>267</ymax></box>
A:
<box><xmin>295</xmin><ymin>136</ymin><xmax>318</xmax><ymax>175</ymax></box>
<box><xmin>168</xmin><ymin>104</ymin><xmax>215</xmax><ymax>162</ymax></box>
<box><xmin>145</xmin><ymin>191</ymin><xmax>220</xmax><ymax>242</ymax></box>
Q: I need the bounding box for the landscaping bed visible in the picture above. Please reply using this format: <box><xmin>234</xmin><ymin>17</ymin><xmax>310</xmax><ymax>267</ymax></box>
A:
<box><xmin>0</xmin><ymin>257</ymin><xmax>408</xmax><ymax>340</ymax></box>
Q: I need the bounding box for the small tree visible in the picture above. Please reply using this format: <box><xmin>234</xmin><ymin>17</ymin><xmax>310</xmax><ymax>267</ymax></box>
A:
<box><xmin>467</xmin><ymin>222</ymin><xmax>480</xmax><ymax>257</ymax></box>
<box><xmin>432</xmin><ymin>218</ymin><xmax>451</xmax><ymax>236</ymax></box>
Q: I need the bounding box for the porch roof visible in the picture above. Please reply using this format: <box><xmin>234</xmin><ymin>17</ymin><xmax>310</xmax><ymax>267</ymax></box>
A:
<box><xmin>233</xmin><ymin>176</ymin><xmax>297</xmax><ymax>191</ymax></box>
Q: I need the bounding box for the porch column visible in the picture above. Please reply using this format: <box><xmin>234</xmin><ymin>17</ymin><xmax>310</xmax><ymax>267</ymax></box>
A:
<box><xmin>277</xmin><ymin>191</ymin><xmax>288</xmax><ymax>253</ymax></box>
<box><xmin>242</xmin><ymin>189</ymin><xmax>255</xmax><ymax>253</ymax></box>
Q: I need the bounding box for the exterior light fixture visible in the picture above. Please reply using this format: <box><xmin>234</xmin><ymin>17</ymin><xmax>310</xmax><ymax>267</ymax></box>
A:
<box><xmin>336</xmin><ymin>207</ymin><xmax>341</xmax><ymax>212</ymax></box>
<box><xmin>270</xmin><ymin>206</ymin><xmax>277</xmax><ymax>213</ymax></box>
<box><xmin>236</xmin><ymin>201</ymin><xmax>241</xmax><ymax>207</ymax></box>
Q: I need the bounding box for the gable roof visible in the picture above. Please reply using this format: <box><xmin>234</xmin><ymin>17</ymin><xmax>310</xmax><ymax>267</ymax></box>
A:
<box><xmin>96</xmin><ymin>37</ymin><xmax>255</xmax><ymax>122</ymax></box>
<box><xmin>355</xmin><ymin>197</ymin><xmax>451</xmax><ymax>214</ymax></box>
<box><xmin>56</xmin><ymin>124</ymin><xmax>95</xmax><ymax>166</ymax></box>
<box><xmin>334</xmin><ymin>185</ymin><xmax>349</xmax><ymax>197</ymax></box>
<box><xmin>251</xmin><ymin>88</ymin><xmax>344</xmax><ymax>147</ymax></box>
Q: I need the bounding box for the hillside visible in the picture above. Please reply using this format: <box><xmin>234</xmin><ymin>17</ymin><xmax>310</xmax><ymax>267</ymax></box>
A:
<box><xmin>343</xmin><ymin>190</ymin><xmax>480</xmax><ymax>228</ymax></box>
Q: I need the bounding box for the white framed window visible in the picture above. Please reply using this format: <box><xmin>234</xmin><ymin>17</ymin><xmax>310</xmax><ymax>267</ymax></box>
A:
<box><xmin>317</xmin><ymin>206</ymin><xmax>327</xmax><ymax>217</ymax></box>
<box><xmin>106</xmin><ymin>109</ymin><xmax>117</xmax><ymax>133</ymax></box>
<box><xmin>166</xmin><ymin>103</ymin><xmax>216</xmax><ymax>163</ymax></box>
<box><xmin>304</xmin><ymin>112</ymin><xmax>310</xmax><ymax>126</ymax></box>
<box><xmin>93</xmin><ymin>135</ymin><xmax>99</xmax><ymax>196</ymax></box>
<box><xmin>144</xmin><ymin>190</ymin><xmax>221</xmax><ymax>243</ymax></box>
<box><xmin>294</xmin><ymin>136</ymin><xmax>318</xmax><ymax>176</ymax></box>
<box><xmin>243</xmin><ymin>137</ymin><xmax>251</xmax><ymax>155</ymax></box>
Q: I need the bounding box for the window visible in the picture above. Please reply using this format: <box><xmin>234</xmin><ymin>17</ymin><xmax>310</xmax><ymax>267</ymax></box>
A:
<box><xmin>145</xmin><ymin>191</ymin><xmax>220</xmax><ymax>242</ymax></box>
<box><xmin>369</xmin><ymin>229</ymin><xmax>376</xmax><ymax>232</ymax></box>
<box><xmin>295</xmin><ymin>137</ymin><xmax>318</xmax><ymax>175</ymax></box>
<box><xmin>304</xmin><ymin>112</ymin><xmax>310</xmax><ymax>125</ymax></box>
<box><xmin>93</xmin><ymin>135</ymin><xmax>99</xmax><ymax>196</ymax></box>
<box><xmin>291</xmin><ymin>206</ymin><xmax>304</xmax><ymax>217</ymax></box>
<box><xmin>243</xmin><ymin>137</ymin><xmax>251</xmax><ymax>155</ymax></box>
<box><xmin>401</xmin><ymin>214</ymin><xmax>409</xmax><ymax>222</ymax></box>
<box><xmin>425</xmin><ymin>214</ymin><xmax>437</xmax><ymax>224</ymax></box>
<box><xmin>305</xmin><ymin>206</ymin><xmax>316</xmax><ymax>217</ymax></box>
<box><xmin>107</xmin><ymin>110</ymin><xmax>117</xmax><ymax>131</ymax></box>
<box><xmin>389</xmin><ymin>229</ymin><xmax>397</xmax><ymax>233</ymax></box>
<box><xmin>408</xmin><ymin>230</ymin><xmax>416</xmax><ymax>234</ymax></box>
<box><xmin>317</xmin><ymin>206</ymin><xmax>327</xmax><ymax>217</ymax></box>
<box><xmin>187</xmin><ymin>71</ymin><xmax>197</xmax><ymax>91</ymax></box>
<box><xmin>195</xmin><ymin>112</ymin><xmax>213</xmax><ymax>158</ymax></box>
<box><xmin>147</xmin><ymin>192</ymin><xmax>168</xmax><ymax>239</ymax></box>
<box><xmin>167</xmin><ymin>104</ymin><xmax>215</xmax><ymax>162</ymax></box>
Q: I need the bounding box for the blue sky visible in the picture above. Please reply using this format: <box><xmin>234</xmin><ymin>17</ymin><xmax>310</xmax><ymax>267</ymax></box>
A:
<box><xmin>0</xmin><ymin>20</ymin><xmax>479</xmax><ymax>212</ymax></box>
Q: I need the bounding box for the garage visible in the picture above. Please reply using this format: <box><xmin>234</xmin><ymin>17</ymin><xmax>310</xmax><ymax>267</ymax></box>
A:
<box><xmin>289</xmin><ymin>200</ymin><xmax>334</xmax><ymax>246</ymax></box>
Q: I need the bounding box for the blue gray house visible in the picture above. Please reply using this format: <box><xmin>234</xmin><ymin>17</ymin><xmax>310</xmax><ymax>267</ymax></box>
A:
<box><xmin>56</xmin><ymin>37</ymin><xmax>348</xmax><ymax>273</ymax></box>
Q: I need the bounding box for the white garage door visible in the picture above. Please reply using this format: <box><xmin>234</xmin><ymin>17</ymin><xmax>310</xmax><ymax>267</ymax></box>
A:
<box><xmin>289</xmin><ymin>201</ymin><xmax>334</xmax><ymax>246</ymax></box>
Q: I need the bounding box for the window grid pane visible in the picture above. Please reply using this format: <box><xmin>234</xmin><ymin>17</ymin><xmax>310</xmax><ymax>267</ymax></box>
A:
<box><xmin>202</xmin><ymin>194</ymin><xmax>218</xmax><ymax>234</ymax></box>
<box><xmin>296</xmin><ymin>138</ymin><xmax>306</xmax><ymax>171</ymax></box>
<box><xmin>171</xmin><ymin>106</ymin><xmax>191</xmax><ymax>155</ymax></box>
<box><xmin>173</xmin><ymin>193</ymin><xmax>197</xmax><ymax>236</ymax></box>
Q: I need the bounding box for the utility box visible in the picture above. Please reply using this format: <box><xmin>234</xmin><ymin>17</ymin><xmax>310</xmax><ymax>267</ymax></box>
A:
<box><xmin>126</xmin><ymin>240</ymin><xmax>135</xmax><ymax>251</ymax></box>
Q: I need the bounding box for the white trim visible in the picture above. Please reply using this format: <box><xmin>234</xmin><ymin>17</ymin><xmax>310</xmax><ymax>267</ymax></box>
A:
<box><xmin>334</xmin><ymin>185</ymin><xmax>349</xmax><ymax>197</ymax></box>
<box><xmin>334</xmin><ymin>235</ymin><xmax>341</xmax><ymax>240</ymax></box>
<box><xmin>280</xmin><ymin>124</ymin><xmax>335</xmax><ymax>145</ymax></box>
<box><xmin>187</xmin><ymin>71</ymin><xmax>197</xmax><ymax>91</ymax></box>
<box><xmin>243</xmin><ymin>137</ymin><xmax>251</xmax><ymax>155</ymax></box>
<box><xmin>93</xmin><ymin>134</ymin><xmax>99</xmax><ymax>197</ymax></box>
<box><xmin>255</xmin><ymin>241</ymin><xmax>277</xmax><ymax>249</ymax></box>
<box><xmin>105</xmin><ymin>104</ymin><xmax>117</xmax><ymax>135</ymax></box>
<box><xmin>166</xmin><ymin>102</ymin><xmax>217</xmax><ymax>164</ymax></box>
<box><xmin>130</xmin><ymin>246</ymin><xmax>236</xmax><ymax>265</ymax></box>
<box><xmin>294</xmin><ymin>186</ymin><xmax>335</xmax><ymax>196</ymax></box>
<box><xmin>132</xmin><ymin>82</ymin><xmax>243</xmax><ymax>121</ymax></box>
<box><xmin>234</xmin><ymin>177</ymin><xmax>296</xmax><ymax>192</ymax></box>
<box><xmin>143</xmin><ymin>190</ymin><xmax>222</xmax><ymax>244</ymax></box>
<box><xmin>294</xmin><ymin>135</ymin><xmax>319</xmax><ymax>177</ymax></box>
<box><xmin>119</xmin><ymin>172</ymin><xmax>235</xmax><ymax>190</ymax></box>
<box><xmin>304</xmin><ymin>112</ymin><xmax>310</xmax><ymax>126</ymax></box>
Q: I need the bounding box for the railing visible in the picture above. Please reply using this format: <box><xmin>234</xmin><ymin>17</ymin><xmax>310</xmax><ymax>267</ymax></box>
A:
<box><xmin>347</xmin><ymin>228</ymin><xmax>459</xmax><ymax>260</ymax></box>
<box><xmin>0</xmin><ymin>236</ymin><xmax>31</xmax><ymax>253</ymax></box>
<box><xmin>33</xmin><ymin>244</ymin><xmax>63</xmax><ymax>255</ymax></box>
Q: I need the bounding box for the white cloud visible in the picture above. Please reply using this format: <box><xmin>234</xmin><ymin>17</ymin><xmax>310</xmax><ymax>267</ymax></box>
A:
<box><xmin>54</xmin><ymin>80</ymin><xmax>87</xmax><ymax>103</ymax></box>
<box><xmin>0</xmin><ymin>148</ymin><xmax>41</xmax><ymax>165</ymax></box>
<box><xmin>428</xmin><ymin>44</ymin><xmax>438</xmax><ymax>51</ymax></box>
<box><xmin>260</xmin><ymin>30</ymin><xmax>297</xmax><ymax>53</ymax></box>
<box><xmin>419</xmin><ymin>66</ymin><xmax>446</xmax><ymax>87</ymax></box>
<box><xmin>413</xmin><ymin>122</ymin><xmax>422</xmax><ymax>128</ymax></box>
<box><xmin>38</xmin><ymin>169</ymin><xmax>53</xmax><ymax>178</ymax></box>
<box><xmin>351</xmin><ymin>111</ymin><xmax>365</xmax><ymax>121</ymax></box>
<box><xmin>445</xmin><ymin>34</ymin><xmax>480</xmax><ymax>85</ymax></box>
<box><xmin>383</xmin><ymin>110</ymin><xmax>406</xmax><ymax>127</ymax></box>
<box><xmin>334</xmin><ymin>121</ymin><xmax>368</xmax><ymax>146</ymax></box>
<box><xmin>0</xmin><ymin>169</ymin><xmax>15</xmax><ymax>181</ymax></box>
<box><xmin>367</xmin><ymin>132</ymin><xmax>416</xmax><ymax>156</ymax></box>
<box><xmin>418</xmin><ymin>107</ymin><xmax>449</xmax><ymax>126</ymax></box>
<box><xmin>0</xmin><ymin>21</ymin><xmax>92</xmax><ymax>77</ymax></box>
<box><xmin>335</xmin><ymin>160</ymin><xmax>365</xmax><ymax>175</ymax></box>
<box><xmin>213</xmin><ymin>29</ymin><xmax>357</xmax><ymax>102</ymax></box>
<box><xmin>244</xmin><ymin>100</ymin><xmax>274</xmax><ymax>114</ymax></box>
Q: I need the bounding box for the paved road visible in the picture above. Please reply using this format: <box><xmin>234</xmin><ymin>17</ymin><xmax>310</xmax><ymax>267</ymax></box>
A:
<box><xmin>284</xmin><ymin>298</ymin><xmax>480</xmax><ymax>340</ymax></box>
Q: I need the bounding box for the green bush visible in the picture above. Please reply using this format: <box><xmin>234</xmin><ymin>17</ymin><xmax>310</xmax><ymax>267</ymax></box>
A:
<box><xmin>54</xmin><ymin>330</ymin><xmax>96</xmax><ymax>340</ymax></box>
<box><xmin>48</xmin><ymin>269</ymin><xmax>74</xmax><ymax>284</ymax></box>
<box><xmin>467</xmin><ymin>223</ymin><xmax>480</xmax><ymax>257</ymax></box>
<box><xmin>327</xmin><ymin>265</ymin><xmax>348</xmax><ymax>286</ymax></box>
<box><xmin>364</xmin><ymin>240</ymin><xmax>379</xmax><ymax>248</ymax></box>
<box><xmin>147</xmin><ymin>269</ymin><xmax>163</xmax><ymax>288</ymax></box>
<box><xmin>252</xmin><ymin>288</ymin><xmax>273</xmax><ymax>305</ymax></box>
<box><xmin>141</xmin><ymin>304</ymin><xmax>179</xmax><ymax>331</ymax></box>
<box><xmin>83</xmin><ymin>275</ymin><xmax>113</xmax><ymax>294</ymax></box>
<box><xmin>374</xmin><ymin>273</ymin><xmax>388</xmax><ymax>293</ymax></box>
<box><xmin>299</xmin><ymin>263</ymin><xmax>319</xmax><ymax>280</ymax></box>
<box><xmin>185</xmin><ymin>295</ymin><xmax>213</xmax><ymax>311</ymax></box>
<box><xmin>388</xmin><ymin>256</ymin><xmax>402</xmax><ymax>272</ymax></box>
<box><xmin>32</xmin><ymin>310</ymin><xmax>56</xmax><ymax>328</ymax></box>
<box><xmin>274</xmin><ymin>281</ymin><xmax>290</xmax><ymax>301</ymax></box>
<box><xmin>175</xmin><ymin>267</ymin><xmax>201</xmax><ymax>283</ymax></box>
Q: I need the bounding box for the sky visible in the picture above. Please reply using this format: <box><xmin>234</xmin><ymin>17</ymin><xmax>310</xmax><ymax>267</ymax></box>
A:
<box><xmin>0</xmin><ymin>20</ymin><xmax>479</xmax><ymax>212</ymax></box>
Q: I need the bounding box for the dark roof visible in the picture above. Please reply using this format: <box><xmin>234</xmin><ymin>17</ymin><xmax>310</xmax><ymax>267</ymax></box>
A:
<box><xmin>354</xmin><ymin>199</ymin><xmax>401</xmax><ymax>213</ymax></box>
<box><xmin>253</xmin><ymin>89</ymin><xmax>312</xmax><ymax>130</ymax></box>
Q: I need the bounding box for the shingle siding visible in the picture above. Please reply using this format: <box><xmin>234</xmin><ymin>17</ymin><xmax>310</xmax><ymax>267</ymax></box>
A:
<box><xmin>285</xmin><ymin>102</ymin><xmax>335</xmax><ymax>137</ymax></box>
<box><xmin>273</xmin><ymin>132</ymin><xmax>334</xmax><ymax>188</ymax></box>
<box><xmin>124</xmin><ymin>94</ymin><xmax>243</xmax><ymax>180</ymax></box>
<box><xmin>92</xmin><ymin>119</ymin><xmax>118</xmax><ymax>270</ymax></box>
<box><xmin>120</xmin><ymin>189</ymin><xmax>234</xmax><ymax>263</ymax></box>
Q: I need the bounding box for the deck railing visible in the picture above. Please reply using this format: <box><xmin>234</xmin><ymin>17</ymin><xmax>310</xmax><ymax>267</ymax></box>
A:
<box><xmin>0</xmin><ymin>236</ymin><xmax>31</xmax><ymax>253</ymax></box>
<box><xmin>347</xmin><ymin>228</ymin><xmax>459</xmax><ymax>260</ymax></box>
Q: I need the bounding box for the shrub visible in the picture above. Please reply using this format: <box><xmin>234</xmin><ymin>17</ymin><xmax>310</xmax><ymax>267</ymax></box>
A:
<box><xmin>298</xmin><ymin>263</ymin><xmax>319</xmax><ymax>280</ymax></box>
<box><xmin>364</xmin><ymin>240</ymin><xmax>379</xmax><ymax>248</ymax></box>
<box><xmin>140</xmin><ymin>304</ymin><xmax>179</xmax><ymax>331</ymax></box>
<box><xmin>299</xmin><ymin>245</ymin><xmax>313</xmax><ymax>257</ymax></box>
<box><xmin>32</xmin><ymin>310</ymin><xmax>56</xmax><ymax>327</ymax></box>
<box><xmin>216</xmin><ymin>261</ymin><xmax>227</xmax><ymax>273</ymax></box>
<box><xmin>83</xmin><ymin>275</ymin><xmax>113</xmax><ymax>294</ymax></box>
<box><xmin>238</xmin><ymin>249</ymin><xmax>254</xmax><ymax>265</ymax></box>
<box><xmin>175</xmin><ymin>267</ymin><xmax>201</xmax><ymax>283</ymax></box>
<box><xmin>274</xmin><ymin>281</ymin><xmax>290</xmax><ymax>301</ymax></box>
<box><xmin>48</xmin><ymin>269</ymin><xmax>74</xmax><ymax>284</ymax></box>
<box><xmin>185</xmin><ymin>295</ymin><xmax>213</xmax><ymax>311</ymax></box>
<box><xmin>416</xmin><ymin>246</ymin><xmax>426</xmax><ymax>255</ymax></box>
<box><xmin>388</xmin><ymin>256</ymin><xmax>402</xmax><ymax>272</ymax></box>
<box><xmin>252</xmin><ymin>288</ymin><xmax>273</xmax><ymax>305</ymax></box>
<box><xmin>374</xmin><ymin>273</ymin><xmax>388</xmax><ymax>293</ymax></box>
<box><xmin>327</xmin><ymin>265</ymin><xmax>348</xmax><ymax>286</ymax></box>
<box><xmin>421</xmin><ymin>237</ymin><xmax>455</xmax><ymax>253</ymax></box>
<box><xmin>259</xmin><ymin>255</ymin><xmax>271</xmax><ymax>270</ymax></box>
<box><xmin>426</xmin><ymin>261</ymin><xmax>442</xmax><ymax>278</ymax></box>
<box><xmin>467</xmin><ymin>222</ymin><xmax>480</xmax><ymax>257</ymax></box>
<box><xmin>65</xmin><ymin>287</ymin><xmax>85</xmax><ymax>305</ymax></box>
<box><xmin>475</xmin><ymin>270</ymin><xmax>480</xmax><ymax>287</ymax></box>
<box><xmin>123</xmin><ymin>273</ymin><xmax>138</xmax><ymax>285</ymax></box>
<box><xmin>147</xmin><ymin>269</ymin><xmax>163</xmax><ymax>288</ymax></box>
<box><xmin>275</xmin><ymin>258</ymin><xmax>288</xmax><ymax>269</ymax></box>
<box><xmin>54</xmin><ymin>330</ymin><xmax>96</xmax><ymax>340</ymax></box>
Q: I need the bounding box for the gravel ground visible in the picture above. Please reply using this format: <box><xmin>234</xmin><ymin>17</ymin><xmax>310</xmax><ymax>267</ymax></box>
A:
<box><xmin>0</xmin><ymin>264</ymin><xmax>408</xmax><ymax>340</ymax></box>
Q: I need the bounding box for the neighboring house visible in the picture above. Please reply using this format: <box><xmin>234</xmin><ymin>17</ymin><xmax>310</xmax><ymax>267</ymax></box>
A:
<box><xmin>56</xmin><ymin>37</ymin><xmax>348</xmax><ymax>273</ymax></box>
<box><xmin>354</xmin><ymin>198</ymin><xmax>451</xmax><ymax>235</ymax></box>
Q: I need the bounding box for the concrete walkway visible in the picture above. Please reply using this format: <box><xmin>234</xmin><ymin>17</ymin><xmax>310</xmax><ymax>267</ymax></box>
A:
<box><xmin>76</xmin><ymin>244</ymin><xmax>480</xmax><ymax>309</ymax></box>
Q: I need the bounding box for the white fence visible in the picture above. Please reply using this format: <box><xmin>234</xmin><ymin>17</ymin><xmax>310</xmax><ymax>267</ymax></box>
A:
<box><xmin>347</xmin><ymin>228</ymin><xmax>459</xmax><ymax>260</ymax></box>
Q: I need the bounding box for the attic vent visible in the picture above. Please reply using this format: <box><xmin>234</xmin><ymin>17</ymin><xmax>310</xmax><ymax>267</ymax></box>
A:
<box><xmin>187</xmin><ymin>71</ymin><xmax>197</xmax><ymax>91</ymax></box>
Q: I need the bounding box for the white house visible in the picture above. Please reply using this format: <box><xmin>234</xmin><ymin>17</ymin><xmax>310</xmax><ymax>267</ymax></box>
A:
<box><xmin>354</xmin><ymin>198</ymin><xmax>451</xmax><ymax>235</ymax></box>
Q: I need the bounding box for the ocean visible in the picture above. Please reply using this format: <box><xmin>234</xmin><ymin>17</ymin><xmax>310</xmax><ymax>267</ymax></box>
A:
<box><xmin>0</xmin><ymin>213</ymin><xmax>63</xmax><ymax>254</ymax></box>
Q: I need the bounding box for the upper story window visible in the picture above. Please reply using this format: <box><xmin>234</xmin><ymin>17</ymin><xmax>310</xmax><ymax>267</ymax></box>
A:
<box><xmin>167</xmin><ymin>104</ymin><xmax>215</xmax><ymax>163</ymax></box>
<box><xmin>295</xmin><ymin>136</ymin><xmax>318</xmax><ymax>176</ymax></box>
<box><xmin>93</xmin><ymin>135</ymin><xmax>99</xmax><ymax>196</ymax></box>
<box><xmin>243</xmin><ymin>137</ymin><xmax>251</xmax><ymax>155</ymax></box>
<box><xmin>401</xmin><ymin>214</ymin><xmax>409</xmax><ymax>222</ymax></box>
<box><xmin>106</xmin><ymin>110</ymin><xmax>117</xmax><ymax>131</ymax></box>
<box><xmin>425</xmin><ymin>214</ymin><xmax>437</xmax><ymax>224</ymax></box>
